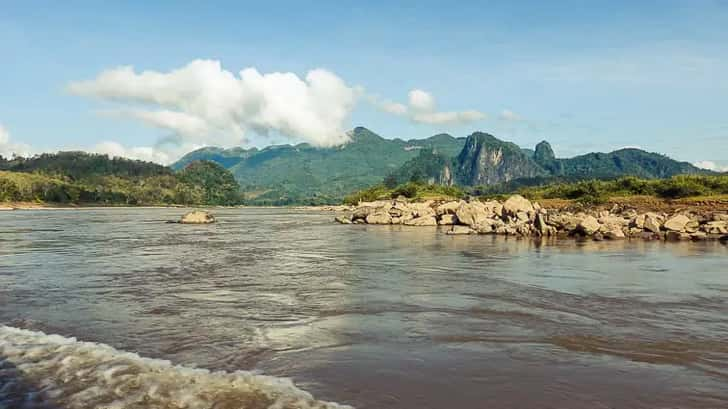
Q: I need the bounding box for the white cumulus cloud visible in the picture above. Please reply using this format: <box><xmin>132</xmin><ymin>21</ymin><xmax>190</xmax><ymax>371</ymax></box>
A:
<box><xmin>370</xmin><ymin>88</ymin><xmax>486</xmax><ymax>125</ymax></box>
<box><xmin>694</xmin><ymin>160</ymin><xmax>728</xmax><ymax>172</ymax></box>
<box><xmin>0</xmin><ymin>123</ymin><xmax>33</xmax><ymax>158</ymax></box>
<box><xmin>68</xmin><ymin>60</ymin><xmax>358</xmax><ymax>148</ymax></box>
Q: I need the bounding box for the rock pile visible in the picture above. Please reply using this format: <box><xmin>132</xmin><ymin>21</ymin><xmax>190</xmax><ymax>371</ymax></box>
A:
<box><xmin>335</xmin><ymin>195</ymin><xmax>728</xmax><ymax>241</ymax></box>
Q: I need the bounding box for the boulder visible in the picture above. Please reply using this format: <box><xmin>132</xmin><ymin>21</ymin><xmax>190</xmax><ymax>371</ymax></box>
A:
<box><xmin>690</xmin><ymin>232</ymin><xmax>708</xmax><ymax>241</ymax></box>
<box><xmin>366</xmin><ymin>211</ymin><xmax>392</xmax><ymax>224</ymax></box>
<box><xmin>643</xmin><ymin>213</ymin><xmax>663</xmax><ymax>233</ymax></box>
<box><xmin>180</xmin><ymin>210</ymin><xmax>216</xmax><ymax>224</ymax></box>
<box><xmin>410</xmin><ymin>201</ymin><xmax>436</xmax><ymax>218</ymax></box>
<box><xmin>334</xmin><ymin>215</ymin><xmax>352</xmax><ymax>224</ymax></box>
<box><xmin>601</xmin><ymin>225</ymin><xmax>626</xmax><ymax>240</ymax></box>
<box><xmin>577</xmin><ymin>215</ymin><xmax>601</xmax><ymax>235</ymax></box>
<box><xmin>455</xmin><ymin>202</ymin><xmax>489</xmax><ymax>227</ymax></box>
<box><xmin>663</xmin><ymin>214</ymin><xmax>691</xmax><ymax>232</ymax></box>
<box><xmin>447</xmin><ymin>225</ymin><xmax>475</xmax><ymax>235</ymax></box>
<box><xmin>631</xmin><ymin>214</ymin><xmax>646</xmax><ymax>229</ymax></box>
<box><xmin>502</xmin><ymin>195</ymin><xmax>534</xmax><ymax>217</ymax></box>
<box><xmin>352</xmin><ymin>206</ymin><xmax>377</xmax><ymax>220</ymax></box>
<box><xmin>404</xmin><ymin>216</ymin><xmax>438</xmax><ymax>226</ymax></box>
<box><xmin>665</xmin><ymin>231</ymin><xmax>690</xmax><ymax>241</ymax></box>
<box><xmin>482</xmin><ymin>200</ymin><xmax>504</xmax><ymax>218</ymax></box>
<box><xmin>438</xmin><ymin>214</ymin><xmax>458</xmax><ymax>225</ymax></box>
<box><xmin>701</xmin><ymin>221</ymin><xmax>728</xmax><ymax>235</ymax></box>
<box><xmin>435</xmin><ymin>201</ymin><xmax>462</xmax><ymax>216</ymax></box>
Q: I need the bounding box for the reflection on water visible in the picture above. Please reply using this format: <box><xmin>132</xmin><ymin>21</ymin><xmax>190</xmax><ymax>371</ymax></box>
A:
<box><xmin>1</xmin><ymin>208</ymin><xmax>727</xmax><ymax>409</ymax></box>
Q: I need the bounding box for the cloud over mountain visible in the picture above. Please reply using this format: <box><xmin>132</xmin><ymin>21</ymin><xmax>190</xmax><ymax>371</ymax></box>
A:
<box><xmin>68</xmin><ymin>60</ymin><xmax>358</xmax><ymax>148</ymax></box>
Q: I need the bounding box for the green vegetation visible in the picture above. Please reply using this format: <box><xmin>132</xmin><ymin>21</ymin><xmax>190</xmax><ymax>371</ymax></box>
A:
<box><xmin>174</xmin><ymin>127</ymin><xmax>466</xmax><ymax>205</ymax></box>
<box><xmin>0</xmin><ymin>152</ymin><xmax>241</xmax><ymax>206</ymax></box>
<box><xmin>343</xmin><ymin>181</ymin><xmax>465</xmax><ymax>205</ymax></box>
<box><xmin>513</xmin><ymin>175</ymin><xmax>728</xmax><ymax>205</ymax></box>
<box><xmin>343</xmin><ymin>175</ymin><xmax>728</xmax><ymax>206</ymax></box>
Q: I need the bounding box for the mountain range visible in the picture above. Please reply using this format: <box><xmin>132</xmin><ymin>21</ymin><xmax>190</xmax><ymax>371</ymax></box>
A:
<box><xmin>173</xmin><ymin>127</ymin><xmax>707</xmax><ymax>205</ymax></box>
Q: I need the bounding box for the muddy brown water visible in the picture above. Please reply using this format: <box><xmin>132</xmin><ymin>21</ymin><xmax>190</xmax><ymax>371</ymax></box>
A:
<box><xmin>1</xmin><ymin>208</ymin><xmax>727</xmax><ymax>408</ymax></box>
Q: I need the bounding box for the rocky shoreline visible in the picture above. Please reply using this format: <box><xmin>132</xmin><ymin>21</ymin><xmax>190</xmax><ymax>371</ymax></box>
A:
<box><xmin>334</xmin><ymin>195</ymin><xmax>728</xmax><ymax>242</ymax></box>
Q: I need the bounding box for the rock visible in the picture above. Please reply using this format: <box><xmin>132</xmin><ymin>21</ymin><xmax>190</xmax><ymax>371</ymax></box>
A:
<box><xmin>547</xmin><ymin>213</ymin><xmax>581</xmax><ymax>232</ymax></box>
<box><xmin>438</xmin><ymin>214</ymin><xmax>458</xmax><ymax>225</ymax></box>
<box><xmin>663</xmin><ymin>214</ymin><xmax>691</xmax><ymax>232</ymax></box>
<box><xmin>180</xmin><ymin>210</ymin><xmax>215</xmax><ymax>224</ymax></box>
<box><xmin>643</xmin><ymin>213</ymin><xmax>663</xmax><ymax>233</ymax></box>
<box><xmin>404</xmin><ymin>216</ymin><xmax>438</xmax><ymax>226</ymax></box>
<box><xmin>410</xmin><ymin>202</ymin><xmax>436</xmax><ymax>218</ymax></box>
<box><xmin>684</xmin><ymin>220</ymin><xmax>700</xmax><ymax>233</ymax></box>
<box><xmin>665</xmin><ymin>231</ymin><xmax>690</xmax><ymax>241</ymax></box>
<box><xmin>482</xmin><ymin>201</ymin><xmax>504</xmax><ymax>218</ymax></box>
<box><xmin>502</xmin><ymin>195</ymin><xmax>534</xmax><ymax>217</ymax></box>
<box><xmin>593</xmin><ymin>232</ymin><xmax>604</xmax><ymax>241</ymax></box>
<box><xmin>366</xmin><ymin>211</ymin><xmax>392</xmax><ymax>224</ymax></box>
<box><xmin>713</xmin><ymin>213</ymin><xmax>728</xmax><ymax>222</ymax></box>
<box><xmin>629</xmin><ymin>214</ymin><xmax>647</xmax><ymax>230</ymax></box>
<box><xmin>335</xmin><ymin>215</ymin><xmax>352</xmax><ymax>224</ymax></box>
<box><xmin>577</xmin><ymin>215</ymin><xmax>601</xmax><ymax>235</ymax></box>
<box><xmin>352</xmin><ymin>206</ymin><xmax>377</xmax><ymax>220</ymax></box>
<box><xmin>516</xmin><ymin>211</ymin><xmax>530</xmax><ymax>222</ymax></box>
<box><xmin>455</xmin><ymin>202</ymin><xmax>489</xmax><ymax>227</ymax></box>
<box><xmin>690</xmin><ymin>232</ymin><xmax>707</xmax><ymax>241</ymax></box>
<box><xmin>702</xmin><ymin>221</ymin><xmax>728</xmax><ymax>235</ymax></box>
<box><xmin>602</xmin><ymin>225</ymin><xmax>626</xmax><ymax>240</ymax></box>
<box><xmin>447</xmin><ymin>225</ymin><xmax>475</xmax><ymax>235</ymax></box>
<box><xmin>435</xmin><ymin>201</ymin><xmax>462</xmax><ymax>216</ymax></box>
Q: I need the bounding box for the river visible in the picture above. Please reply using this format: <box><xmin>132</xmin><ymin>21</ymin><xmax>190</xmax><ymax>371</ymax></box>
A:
<box><xmin>1</xmin><ymin>208</ymin><xmax>727</xmax><ymax>408</ymax></box>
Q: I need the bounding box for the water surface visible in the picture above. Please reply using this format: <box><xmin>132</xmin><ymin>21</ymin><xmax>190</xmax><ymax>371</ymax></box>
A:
<box><xmin>1</xmin><ymin>208</ymin><xmax>727</xmax><ymax>408</ymax></box>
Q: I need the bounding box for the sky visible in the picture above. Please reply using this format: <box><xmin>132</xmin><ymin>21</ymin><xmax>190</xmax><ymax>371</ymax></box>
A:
<box><xmin>1</xmin><ymin>0</ymin><xmax>727</xmax><ymax>169</ymax></box>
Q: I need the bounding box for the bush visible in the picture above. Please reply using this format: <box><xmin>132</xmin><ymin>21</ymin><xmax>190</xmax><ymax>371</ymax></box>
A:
<box><xmin>391</xmin><ymin>182</ymin><xmax>420</xmax><ymax>198</ymax></box>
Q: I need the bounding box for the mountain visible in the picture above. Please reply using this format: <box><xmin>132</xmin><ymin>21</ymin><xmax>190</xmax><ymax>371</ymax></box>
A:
<box><xmin>455</xmin><ymin>132</ymin><xmax>547</xmax><ymax>185</ymax></box>
<box><xmin>172</xmin><ymin>127</ymin><xmax>708</xmax><ymax>204</ymax></box>
<box><xmin>173</xmin><ymin>127</ymin><xmax>466</xmax><ymax>204</ymax></box>
<box><xmin>393</xmin><ymin>132</ymin><xmax>707</xmax><ymax>188</ymax></box>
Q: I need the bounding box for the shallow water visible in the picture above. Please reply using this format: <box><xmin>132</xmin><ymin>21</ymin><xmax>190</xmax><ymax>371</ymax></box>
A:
<box><xmin>1</xmin><ymin>208</ymin><xmax>727</xmax><ymax>409</ymax></box>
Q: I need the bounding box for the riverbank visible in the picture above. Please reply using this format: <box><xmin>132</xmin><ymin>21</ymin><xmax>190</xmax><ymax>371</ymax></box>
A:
<box><xmin>335</xmin><ymin>195</ymin><xmax>728</xmax><ymax>242</ymax></box>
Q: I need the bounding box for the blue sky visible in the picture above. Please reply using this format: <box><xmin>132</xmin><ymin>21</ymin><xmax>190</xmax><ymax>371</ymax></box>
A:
<box><xmin>1</xmin><ymin>0</ymin><xmax>727</xmax><ymax>168</ymax></box>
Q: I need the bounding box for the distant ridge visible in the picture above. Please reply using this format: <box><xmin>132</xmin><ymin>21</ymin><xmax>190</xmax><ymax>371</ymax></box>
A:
<box><xmin>172</xmin><ymin>127</ymin><xmax>708</xmax><ymax>204</ymax></box>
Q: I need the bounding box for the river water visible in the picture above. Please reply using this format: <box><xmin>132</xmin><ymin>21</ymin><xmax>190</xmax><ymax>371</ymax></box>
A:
<box><xmin>1</xmin><ymin>208</ymin><xmax>727</xmax><ymax>409</ymax></box>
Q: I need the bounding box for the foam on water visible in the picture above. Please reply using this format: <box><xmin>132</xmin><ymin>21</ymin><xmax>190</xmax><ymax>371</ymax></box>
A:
<box><xmin>0</xmin><ymin>326</ymin><xmax>352</xmax><ymax>409</ymax></box>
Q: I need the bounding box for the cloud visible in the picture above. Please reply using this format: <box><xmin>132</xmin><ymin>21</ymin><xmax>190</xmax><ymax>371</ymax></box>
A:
<box><xmin>694</xmin><ymin>160</ymin><xmax>728</xmax><ymax>172</ymax></box>
<box><xmin>69</xmin><ymin>60</ymin><xmax>357</xmax><ymax>148</ymax></box>
<box><xmin>0</xmin><ymin>123</ymin><xmax>33</xmax><ymax>158</ymax></box>
<box><xmin>371</xmin><ymin>88</ymin><xmax>486</xmax><ymax>125</ymax></box>
<box><xmin>498</xmin><ymin>109</ymin><xmax>523</xmax><ymax>121</ymax></box>
<box><xmin>91</xmin><ymin>141</ymin><xmax>181</xmax><ymax>165</ymax></box>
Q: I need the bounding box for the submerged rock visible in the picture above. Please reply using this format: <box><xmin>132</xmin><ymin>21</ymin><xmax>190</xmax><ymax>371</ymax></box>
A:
<box><xmin>180</xmin><ymin>211</ymin><xmax>216</xmax><ymax>224</ymax></box>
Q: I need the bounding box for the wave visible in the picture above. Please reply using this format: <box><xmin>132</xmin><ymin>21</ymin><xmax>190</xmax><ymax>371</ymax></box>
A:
<box><xmin>0</xmin><ymin>325</ymin><xmax>352</xmax><ymax>409</ymax></box>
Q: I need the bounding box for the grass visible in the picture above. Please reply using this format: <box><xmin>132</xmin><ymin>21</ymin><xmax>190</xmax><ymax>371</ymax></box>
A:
<box><xmin>342</xmin><ymin>182</ymin><xmax>465</xmax><ymax>205</ymax></box>
<box><xmin>515</xmin><ymin>175</ymin><xmax>728</xmax><ymax>205</ymax></box>
<box><xmin>342</xmin><ymin>175</ymin><xmax>728</xmax><ymax>208</ymax></box>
